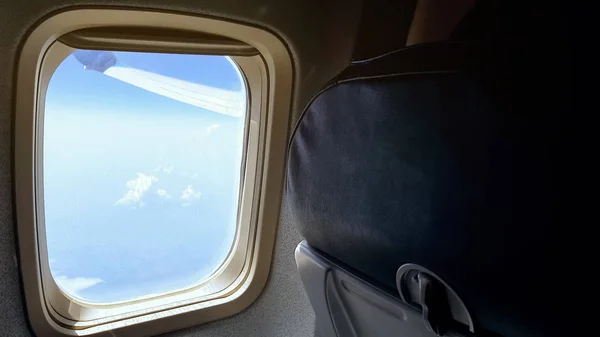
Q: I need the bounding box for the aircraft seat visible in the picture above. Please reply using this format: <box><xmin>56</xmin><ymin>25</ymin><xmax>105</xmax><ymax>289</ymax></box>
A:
<box><xmin>286</xmin><ymin>7</ymin><xmax>565</xmax><ymax>336</ymax></box>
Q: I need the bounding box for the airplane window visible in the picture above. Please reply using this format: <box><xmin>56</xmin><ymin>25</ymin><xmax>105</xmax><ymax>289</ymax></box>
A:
<box><xmin>43</xmin><ymin>49</ymin><xmax>247</xmax><ymax>303</ymax></box>
<box><xmin>16</xmin><ymin>13</ymin><xmax>292</xmax><ymax>334</ymax></box>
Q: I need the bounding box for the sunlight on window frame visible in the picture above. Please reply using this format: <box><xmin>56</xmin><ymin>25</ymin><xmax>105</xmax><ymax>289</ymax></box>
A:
<box><xmin>14</xmin><ymin>9</ymin><xmax>293</xmax><ymax>337</ymax></box>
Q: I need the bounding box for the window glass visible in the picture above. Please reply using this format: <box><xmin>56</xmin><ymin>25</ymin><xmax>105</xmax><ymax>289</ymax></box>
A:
<box><xmin>43</xmin><ymin>50</ymin><xmax>247</xmax><ymax>303</ymax></box>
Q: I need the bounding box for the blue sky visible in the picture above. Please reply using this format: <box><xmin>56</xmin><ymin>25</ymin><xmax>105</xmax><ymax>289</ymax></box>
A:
<box><xmin>43</xmin><ymin>51</ymin><xmax>246</xmax><ymax>303</ymax></box>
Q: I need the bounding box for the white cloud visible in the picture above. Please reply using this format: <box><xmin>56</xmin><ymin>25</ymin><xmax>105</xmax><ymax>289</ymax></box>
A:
<box><xmin>206</xmin><ymin>124</ymin><xmax>220</xmax><ymax>135</ymax></box>
<box><xmin>116</xmin><ymin>173</ymin><xmax>158</xmax><ymax>206</ymax></box>
<box><xmin>193</xmin><ymin>124</ymin><xmax>221</xmax><ymax>141</ymax></box>
<box><xmin>156</xmin><ymin>189</ymin><xmax>171</xmax><ymax>199</ymax></box>
<box><xmin>181</xmin><ymin>185</ymin><xmax>202</xmax><ymax>206</ymax></box>
<box><xmin>54</xmin><ymin>275</ymin><xmax>103</xmax><ymax>296</ymax></box>
<box><xmin>154</xmin><ymin>164</ymin><xmax>175</xmax><ymax>174</ymax></box>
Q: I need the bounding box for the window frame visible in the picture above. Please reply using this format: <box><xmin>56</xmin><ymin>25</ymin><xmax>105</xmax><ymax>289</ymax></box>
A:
<box><xmin>39</xmin><ymin>43</ymin><xmax>261</xmax><ymax>322</ymax></box>
<box><xmin>14</xmin><ymin>8</ymin><xmax>293</xmax><ymax>337</ymax></box>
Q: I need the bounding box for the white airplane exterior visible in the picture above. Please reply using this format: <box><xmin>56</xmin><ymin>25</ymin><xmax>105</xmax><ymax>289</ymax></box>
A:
<box><xmin>73</xmin><ymin>50</ymin><xmax>246</xmax><ymax>118</ymax></box>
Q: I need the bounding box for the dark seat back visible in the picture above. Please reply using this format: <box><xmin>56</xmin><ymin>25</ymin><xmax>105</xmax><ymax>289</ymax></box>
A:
<box><xmin>287</xmin><ymin>30</ymin><xmax>566</xmax><ymax>336</ymax></box>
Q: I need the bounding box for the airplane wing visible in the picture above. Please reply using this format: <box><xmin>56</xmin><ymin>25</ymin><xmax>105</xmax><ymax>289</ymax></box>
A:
<box><xmin>73</xmin><ymin>50</ymin><xmax>245</xmax><ymax>118</ymax></box>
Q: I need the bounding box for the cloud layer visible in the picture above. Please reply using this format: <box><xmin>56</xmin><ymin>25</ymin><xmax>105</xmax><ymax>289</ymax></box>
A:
<box><xmin>181</xmin><ymin>185</ymin><xmax>202</xmax><ymax>206</ymax></box>
<box><xmin>55</xmin><ymin>275</ymin><xmax>103</xmax><ymax>297</ymax></box>
<box><xmin>116</xmin><ymin>173</ymin><xmax>158</xmax><ymax>207</ymax></box>
<box><xmin>206</xmin><ymin>124</ymin><xmax>220</xmax><ymax>135</ymax></box>
<box><xmin>156</xmin><ymin>189</ymin><xmax>171</xmax><ymax>199</ymax></box>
